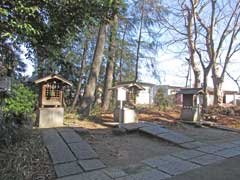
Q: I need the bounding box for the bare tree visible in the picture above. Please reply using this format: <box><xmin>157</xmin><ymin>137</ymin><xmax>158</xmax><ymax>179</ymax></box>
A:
<box><xmin>161</xmin><ymin>0</ymin><xmax>202</xmax><ymax>88</ymax></box>
<box><xmin>196</xmin><ymin>0</ymin><xmax>240</xmax><ymax>105</ymax></box>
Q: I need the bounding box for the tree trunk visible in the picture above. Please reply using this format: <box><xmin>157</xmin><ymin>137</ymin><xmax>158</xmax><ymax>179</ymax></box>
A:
<box><xmin>202</xmin><ymin>71</ymin><xmax>209</xmax><ymax>112</ymax></box>
<box><xmin>71</xmin><ymin>39</ymin><xmax>88</xmax><ymax>111</ymax></box>
<box><xmin>80</xmin><ymin>23</ymin><xmax>108</xmax><ymax>115</ymax></box>
<box><xmin>212</xmin><ymin>74</ymin><xmax>224</xmax><ymax>105</ymax></box>
<box><xmin>102</xmin><ymin>14</ymin><xmax>118</xmax><ymax>111</ymax></box>
<box><xmin>119</xmin><ymin>23</ymin><xmax>127</xmax><ymax>82</ymax></box>
<box><xmin>185</xmin><ymin>2</ymin><xmax>201</xmax><ymax>89</ymax></box>
<box><xmin>193</xmin><ymin>67</ymin><xmax>201</xmax><ymax>88</ymax></box>
<box><xmin>135</xmin><ymin>0</ymin><xmax>144</xmax><ymax>82</ymax></box>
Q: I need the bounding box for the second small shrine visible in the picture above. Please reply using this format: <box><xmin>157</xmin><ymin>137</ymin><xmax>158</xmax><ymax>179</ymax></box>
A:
<box><xmin>110</xmin><ymin>81</ymin><xmax>145</xmax><ymax>126</ymax></box>
<box><xmin>178</xmin><ymin>88</ymin><xmax>204</xmax><ymax>122</ymax></box>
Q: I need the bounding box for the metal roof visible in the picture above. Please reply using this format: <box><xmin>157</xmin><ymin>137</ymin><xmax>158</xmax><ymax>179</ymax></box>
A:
<box><xmin>177</xmin><ymin>88</ymin><xmax>204</xmax><ymax>95</ymax></box>
<box><xmin>109</xmin><ymin>82</ymin><xmax>145</xmax><ymax>90</ymax></box>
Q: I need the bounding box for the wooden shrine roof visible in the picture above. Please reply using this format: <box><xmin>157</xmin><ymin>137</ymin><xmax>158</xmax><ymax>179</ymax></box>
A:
<box><xmin>34</xmin><ymin>74</ymin><xmax>72</xmax><ymax>86</ymax></box>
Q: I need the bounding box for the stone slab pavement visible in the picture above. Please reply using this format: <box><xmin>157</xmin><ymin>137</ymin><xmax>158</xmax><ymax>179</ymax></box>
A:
<box><xmin>57</xmin><ymin>170</ymin><xmax>113</xmax><ymax>180</ymax></box>
<box><xmin>54</xmin><ymin>162</ymin><xmax>83</xmax><ymax>178</ymax></box>
<box><xmin>42</xmin><ymin>129</ymin><xmax>76</xmax><ymax>164</ymax></box>
<box><xmin>42</xmin><ymin>124</ymin><xmax>240</xmax><ymax>180</ymax></box>
<box><xmin>59</xmin><ymin>131</ymin><xmax>83</xmax><ymax>144</ymax></box>
<box><xmin>164</xmin><ymin>155</ymin><xmax>240</xmax><ymax>180</ymax></box>
<box><xmin>137</xmin><ymin>123</ymin><xmax>195</xmax><ymax>145</ymax></box>
<box><xmin>78</xmin><ymin>159</ymin><xmax>106</xmax><ymax>171</ymax></box>
<box><xmin>116</xmin><ymin>169</ymin><xmax>171</xmax><ymax>180</ymax></box>
<box><xmin>41</xmin><ymin>127</ymin><xmax>105</xmax><ymax>179</ymax></box>
<box><xmin>69</xmin><ymin>141</ymin><xmax>98</xmax><ymax>160</ymax></box>
<box><xmin>143</xmin><ymin>155</ymin><xmax>200</xmax><ymax>176</ymax></box>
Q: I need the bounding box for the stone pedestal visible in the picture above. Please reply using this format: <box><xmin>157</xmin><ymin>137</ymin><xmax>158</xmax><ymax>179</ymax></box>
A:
<box><xmin>181</xmin><ymin>107</ymin><xmax>200</xmax><ymax>122</ymax></box>
<box><xmin>114</xmin><ymin>107</ymin><xmax>138</xmax><ymax>124</ymax></box>
<box><xmin>38</xmin><ymin>108</ymin><xmax>64</xmax><ymax>128</ymax></box>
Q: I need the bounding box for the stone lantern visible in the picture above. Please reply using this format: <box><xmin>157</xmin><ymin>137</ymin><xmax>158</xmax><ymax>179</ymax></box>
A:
<box><xmin>34</xmin><ymin>74</ymin><xmax>72</xmax><ymax>128</ymax></box>
<box><xmin>178</xmin><ymin>88</ymin><xmax>204</xmax><ymax>122</ymax></box>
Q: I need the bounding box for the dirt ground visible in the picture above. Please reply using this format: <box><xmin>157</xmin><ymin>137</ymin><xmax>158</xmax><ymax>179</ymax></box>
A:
<box><xmin>0</xmin><ymin>129</ymin><xmax>56</xmax><ymax>180</ymax></box>
<box><xmin>83</xmin><ymin>129</ymin><xmax>183</xmax><ymax>168</ymax></box>
<box><xmin>64</xmin><ymin>114</ymin><xmax>183</xmax><ymax>167</ymax></box>
<box><xmin>63</xmin><ymin>107</ymin><xmax>240</xmax><ymax>168</ymax></box>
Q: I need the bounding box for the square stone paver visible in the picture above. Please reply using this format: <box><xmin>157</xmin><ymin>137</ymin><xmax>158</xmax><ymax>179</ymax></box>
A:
<box><xmin>139</xmin><ymin>125</ymin><xmax>169</xmax><ymax>136</ymax></box>
<box><xmin>122</xmin><ymin>123</ymin><xmax>147</xmax><ymax>132</ymax></box>
<box><xmin>190</xmin><ymin>154</ymin><xmax>225</xmax><ymax>165</ymax></box>
<box><xmin>104</xmin><ymin>168</ymin><xmax>127</xmax><ymax>179</ymax></box>
<box><xmin>180</xmin><ymin>141</ymin><xmax>207</xmax><ymax>149</ymax></box>
<box><xmin>116</xmin><ymin>169</ymin><xmax>171</xmax><ymax>180</ymax></box>
<box><xmin>47</xmin><ymin>143</ymin><xmax>76</xmax><ymax>164</ymax></box>
<box><xmin>157</xmin><ymin>160</ymin><xmax>200</xmax><ymax>176</ymax></box>
<box><xmin>123</xmin><ymin>163</ymin><xmax>153</xmax><ymax>175</ymax></box>
<box><xmin>57</xmin><ymin>127</ymin><xmax>74</xmax><ymax>133</ymax></box>
<box><xmin>156</xmin><ymin>132</ymin><xmax>194</xmax><ymax>144</ymax></box>
<box><xmin>216</xmin><ymin>143</ymin><xmax>239</xmax><ymax>150</ymax></box>
<box><xmin>57</xmin><ymin>170</ymin><xmax>112</xmax><ymax>180</ymax></box>
<box><xmin>196</xmin><ymin>145</ymin><xmax>225</xmax><ymax>153</ymax></box>
<box><xmin>78</xmin><ymin>159</ymin><xmax>106</xmax><ymax>171</ymax></box>
<box><xmin>69</xmin><ymin>142</ymin><xmax>98</xmax><ymax>160</ymax></box>
<box><xmin>59</xmin><ymin>131</ymin><xmax>83</xmax><ymax>144</ymax></box>
<box><xmin>172</xmin><ymin>149</ymin><xmax>205</xmax><ymax>160</ymax></box>
<box><xmin>54</xmin><ymin>162</ymin><xmax>83</xmax><ymax>177</ymax></box>
<box><xmin>144</xmin><ymin>155</ymin><xmax>200</xmax><ymax>176</ymax></box>
<box><xmin>232</xmin><ymin>140</ymin><xmax>240</xmax><ymax>145</ymax></box>
<box><xmin>42</xmin><ymin>129</ymin><xmax>66</xmax><ymax>148</ymax></box>
<box><xmin>213</xmin><ymin>148</ymin><xmax>240</xmax><ymax>158</ymax></box>
<box><xmin>143</xmin><ymin>155</ymin><xmax>185</xmax><ymax>168</ymax></box>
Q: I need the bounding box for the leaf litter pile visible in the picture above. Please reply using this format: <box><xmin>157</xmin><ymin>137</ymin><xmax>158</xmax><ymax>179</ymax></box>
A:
<box><xmin>0</xmin><ymin>129</ymin><xmax>55</xmax><ymax>180</ymax></box>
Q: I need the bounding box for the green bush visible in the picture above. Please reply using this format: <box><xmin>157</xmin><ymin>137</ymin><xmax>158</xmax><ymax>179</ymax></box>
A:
<box><xmin>4</xmin><ymin>83</ymin><xmax>37</xmax><ymax>122</ymax></box>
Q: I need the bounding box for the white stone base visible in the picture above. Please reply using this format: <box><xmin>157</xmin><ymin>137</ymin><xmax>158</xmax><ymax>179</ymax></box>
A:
<box><xmin>181</xmin><ymin>108</ymin><xmax>200</xmax><ymax>122</ymax></box>
<box><xmin>114</xmin><ymin>108</ymin><xmax>138</xmax><ymax>124</ymax></box>
<box><xmin>38</xmin><ymin>108</ymin><xmax>64</xmax><ymax>128</ymax></box>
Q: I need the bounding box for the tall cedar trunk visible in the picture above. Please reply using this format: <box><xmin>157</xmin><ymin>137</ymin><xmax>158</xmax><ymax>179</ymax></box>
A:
<box><xmin>102</xmin><ymin>14</ymin><xmax>118</xmax><ymax>111</ymax></box>
<box><xmin>71</xmin><ymin>39</ymin><xmax>88</xmax><ymax>111</ymax></box>
<box><xmin>135</xmin><ymin>0</ymin><xmax>144</xmax><ymax>82</ymax></box>
<box><xmin>119</xmin><ymin>23</ymin><xmax>127</xmax><ymax>82</ymax></box>
<box><xmin>36</xmin><ymin>48</ymin><xmax>45</xmax><ymax>78</ymax></box>
<box><xmin>80</xmin><ymin>23</ymin><xmax>107</xmax><ymax>114</ymax></box>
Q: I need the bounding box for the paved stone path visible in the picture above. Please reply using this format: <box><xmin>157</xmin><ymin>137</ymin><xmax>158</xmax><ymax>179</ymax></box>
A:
<box><xmin>41</xmin><ymin>123</ymin><xmax>240</xmax><ymax>180</ymax></box>
<box><xmin>42</xmin><ymin>128</ymin><xmax>106</xmax><ymax>178</ymax></box>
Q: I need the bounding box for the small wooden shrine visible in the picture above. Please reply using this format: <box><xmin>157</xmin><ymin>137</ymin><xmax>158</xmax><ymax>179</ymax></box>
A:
<box><xmin>34</xmin><ymin>74</ymin><xmax>72</xmax><ymax>128</ymax></box>
<box><xmin>178</xmin><ymin>88</ymin><xmax>204</xmax><ymax>122</ymax></box>
<box><xmin>110</xmin><ymin>81</ymin><xmax>145</xmax><ymax>125</ymax></box>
